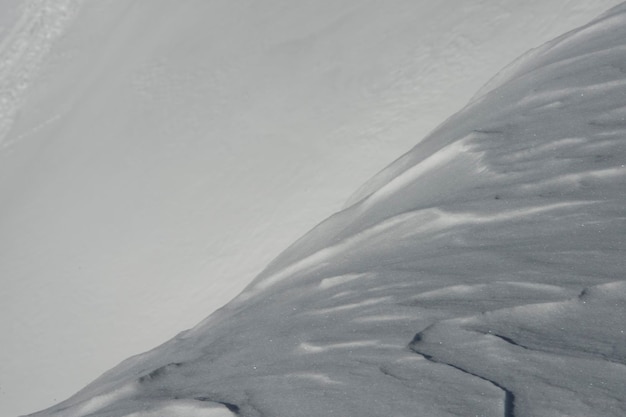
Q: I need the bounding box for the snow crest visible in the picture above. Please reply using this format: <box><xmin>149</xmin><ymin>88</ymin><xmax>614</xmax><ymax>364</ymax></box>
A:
<box><xmin>25</xmin><ymin>3</ymin><xmax>626</xmax><ymax>417</ymax></box>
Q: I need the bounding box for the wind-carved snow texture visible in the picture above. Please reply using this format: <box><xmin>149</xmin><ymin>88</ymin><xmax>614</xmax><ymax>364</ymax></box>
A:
<box><xmin>26</xmin><ymin>3</ymin><xmax>626</xmax><ymax>417</ymax></box>
<box><xmin>0</xmin><ymin>0</ymin><xmax>81</xmax><ymax>146</ymax></box>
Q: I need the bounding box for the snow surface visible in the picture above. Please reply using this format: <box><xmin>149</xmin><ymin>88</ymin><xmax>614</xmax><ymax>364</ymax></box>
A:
<box><xmin>16</xmin><ymin>1</ymin><xmax>626</xmax><ymax>416</ymax></box>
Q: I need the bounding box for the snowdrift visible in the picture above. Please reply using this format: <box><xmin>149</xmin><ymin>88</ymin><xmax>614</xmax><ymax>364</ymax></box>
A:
<box><xmin>27</xmin><ymin>3</ymin><xmax>626</xmax><ymax>417</ymax></box>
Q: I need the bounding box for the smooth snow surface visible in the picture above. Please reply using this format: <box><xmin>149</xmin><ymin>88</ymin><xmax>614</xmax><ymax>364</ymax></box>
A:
<box><xmin>21</xmin><ymin>2</ymin><xmax>626</xmax><ymax>416</ymax></box>
<box><xmin>4</xmin><ymin>2</ymin><xmax>623</xmax><ymax>416</ymax></box>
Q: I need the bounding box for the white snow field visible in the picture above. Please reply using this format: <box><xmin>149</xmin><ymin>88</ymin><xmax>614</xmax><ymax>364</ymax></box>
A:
<box><xmin>19</xmin><ymin>2</ymin><xmax>626</xmax><ymax>416</ymax></box>
<box><xmin>4</xmin><ymin>1</ymin><xmax>623</xmax><ymax>416</ymax></box>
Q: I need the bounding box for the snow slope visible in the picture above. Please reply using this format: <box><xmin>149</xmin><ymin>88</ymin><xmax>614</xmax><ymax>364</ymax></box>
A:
<box><xmin>23</xmin><ymin>2</ymin><xmax>626</xmax><ymax>416</ymax></box>
<box><xmin>4</xmin><ymin>1</ymin><xmax>623</xmax><ymax>415</ymax></box>
<box><xmin>0</xmin><ymin>0</ymin><xmax>80</xmax><ymax>142</ymax></box>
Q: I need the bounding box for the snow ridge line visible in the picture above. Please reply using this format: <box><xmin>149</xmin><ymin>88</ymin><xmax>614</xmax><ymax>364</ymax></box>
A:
<box><xmin>0</xmin><ymin>0</ymin><xmax>82</xmax><ymax>147</ymax></box>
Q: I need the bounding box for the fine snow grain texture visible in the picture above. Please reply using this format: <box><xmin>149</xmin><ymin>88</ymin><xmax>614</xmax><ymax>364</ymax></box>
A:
<box><xmin>26</xmin><ymin>3</ymin><xmax>626</xmax><ymax>417</ymax></box>
<box><xmin>0</xmin><ymin>0</ymin><xmax>80</xmax><ymax>143</ymax></box>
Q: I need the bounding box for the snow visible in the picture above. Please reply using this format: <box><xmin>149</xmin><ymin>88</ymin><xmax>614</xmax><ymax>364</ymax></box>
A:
<box><xmin>2</xmin><ymin>1</ymin><xmax>626</xmax><ymax>416</ymax></box>
<box><xmin>0</xmin><ymin>0</ymin><xmax>80</xmax><ymax>142</ymax></box>
<box><xmin>10</xmin><ymin>1</ymin><xmax>626</xmax><ymax>416</ymax></box>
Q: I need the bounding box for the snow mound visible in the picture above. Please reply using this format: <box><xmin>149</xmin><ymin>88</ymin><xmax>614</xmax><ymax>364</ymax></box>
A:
<box><xmin>26</xmin><ymin>2</ymin><xmax>626</xmax><ymax>417</ymax></box>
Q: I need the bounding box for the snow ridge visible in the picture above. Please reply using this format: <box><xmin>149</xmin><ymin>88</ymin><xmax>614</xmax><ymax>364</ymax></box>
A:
<box><xmin>25</xmin><ymin>3</ymin><xmax>626</xmax><ymax>417</ymax></box>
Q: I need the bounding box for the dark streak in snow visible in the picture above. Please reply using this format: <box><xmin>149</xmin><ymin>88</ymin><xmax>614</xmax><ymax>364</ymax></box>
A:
<box><xmin>137</xmin><ymin>362</ymin><xmax>183</xmax><ymax>383</ymax></box>
<box><xmin>489</xmin><ymin>333</ymin><xmax>530</xmax><ymax>351</ymax></box>
<box><xmin>194</xmin><ymin>397</ymin><xmax>241</xmax><ymax>415</ymax></box>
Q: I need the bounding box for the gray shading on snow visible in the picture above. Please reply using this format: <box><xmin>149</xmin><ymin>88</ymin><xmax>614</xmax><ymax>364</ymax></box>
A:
<box><xmin>26</xmin><ymin>3</ymin><xmax>626</xmax><ymax>417</ymax></box>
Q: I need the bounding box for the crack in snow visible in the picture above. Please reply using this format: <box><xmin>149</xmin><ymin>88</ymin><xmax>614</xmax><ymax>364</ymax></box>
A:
<box><xmin>409</xmin><ymin>340</ymin><xmax>516</xmax><ymax>417</ymax></box>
